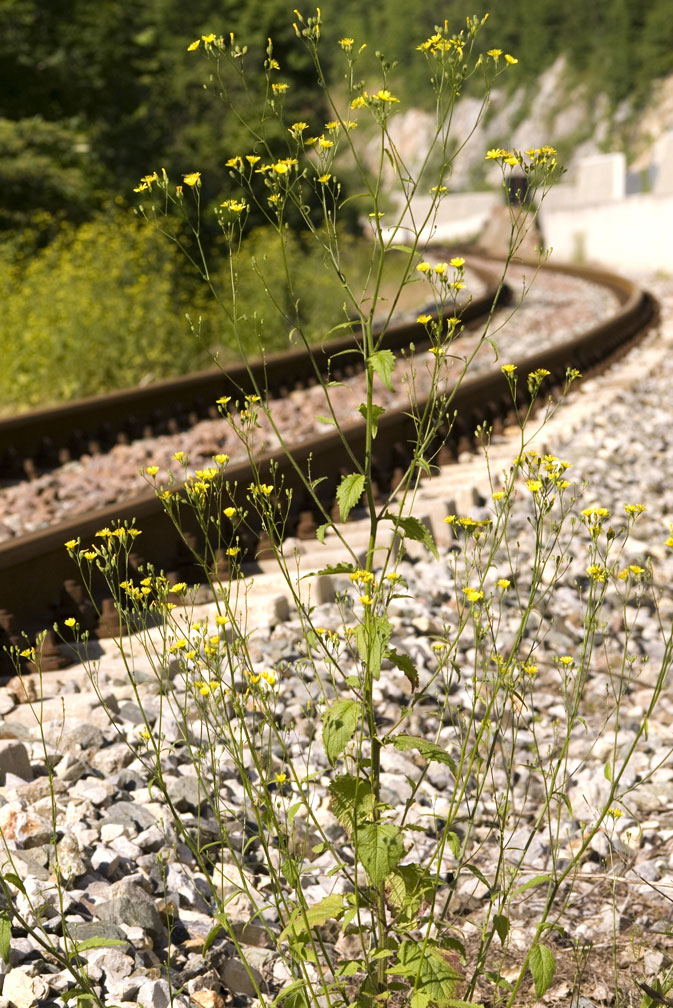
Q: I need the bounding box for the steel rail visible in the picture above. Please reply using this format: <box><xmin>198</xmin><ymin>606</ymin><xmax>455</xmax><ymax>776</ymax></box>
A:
<box><xmin>0</xmin><ymin>260</ymin><xmax>656</xmax><ymax>671</ymax></box>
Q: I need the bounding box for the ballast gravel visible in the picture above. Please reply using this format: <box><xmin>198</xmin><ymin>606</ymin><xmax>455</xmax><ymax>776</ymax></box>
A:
<box><xmin>2</xmin><ymin>269</ymin><xmax>673</xmax><ymax>1007</ymax></box>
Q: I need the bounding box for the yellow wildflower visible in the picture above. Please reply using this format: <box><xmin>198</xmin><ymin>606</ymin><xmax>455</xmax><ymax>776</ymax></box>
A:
<box><xmin>145</xmin><ymin>465</ymin><xmax>159</xmax><ymax>477</ymax></box>
<box><xmin>501</xmin><ymin>363</ymin><xmax>517</xmax><ymax>374</ymax></box>
<box><xmin>417</xmin><ymin>314</ymin><xmax>432</xmax><ymax>325</ymax></box>
<box><xmin>505</xmin><ymin>54</ymin><xmax>518</xmax><ymax>64</ymax></box>
<box><xmin>374</xmin><ymin>89</ymin><xmax>399</xmax><ymax>103</ymax></box>
<box><xmin>183</xmin><ymin>172</ymin><xmax>201</xmax><ymax>187</ymax></box>
<box><xmin>64</xmin><ymin>617</ymin><xmax>76</xmax><ymax>628</ymax></box>
<box><xmin>317</xmin><ymin>173</ymin><xmax>331</xmax><ymax>184</ymax></box>
<box><xmin>463</xmin><ymin>587</ymin><xmax>484</xmax><ymax>603</ymax></box>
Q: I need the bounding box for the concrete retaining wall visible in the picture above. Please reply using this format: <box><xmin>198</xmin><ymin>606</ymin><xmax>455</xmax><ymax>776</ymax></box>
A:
<box><xmin>540</xmin><ymin>194</ymin><xmax>673</xmax><ymax>273</ymax></box>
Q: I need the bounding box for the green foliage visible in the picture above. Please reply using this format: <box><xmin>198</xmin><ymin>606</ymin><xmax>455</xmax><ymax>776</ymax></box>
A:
<box><xmin>336</xmin><ymin>473</ymin><xmax>366</xmax><ymax>522</ymax></box>
<box><xmin>0</xmin><ymin>212</ymin><xmax>199</xmax><ymax>409</ymax></box>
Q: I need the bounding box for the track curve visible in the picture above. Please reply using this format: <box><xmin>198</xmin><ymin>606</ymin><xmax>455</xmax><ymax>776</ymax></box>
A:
<box><xmin>0</xmin><ymin>258</ymin><xmax>656</xmax><ymax>670</ymax></box>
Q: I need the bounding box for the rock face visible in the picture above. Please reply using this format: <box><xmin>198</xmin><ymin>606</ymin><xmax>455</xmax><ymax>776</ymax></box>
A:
<box><xmin>0</xmin><ymin>272</ymin><xmax>672</xmax><ymax>1004</ymax></box>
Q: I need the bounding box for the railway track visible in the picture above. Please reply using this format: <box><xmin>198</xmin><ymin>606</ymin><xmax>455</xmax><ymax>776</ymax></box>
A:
<box><xmin>0</xmin><ymin>258</ymin><xmax>656</xmax><ymax>672</ymax></box>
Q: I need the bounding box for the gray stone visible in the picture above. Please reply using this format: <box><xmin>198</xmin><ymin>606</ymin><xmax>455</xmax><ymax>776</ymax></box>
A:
<box><xmin>99</xmin><ymin>800</ymin><xmax>157</xmax><ymax>831</ymax></box>
<box><xmin>90</xmin><ymin>844</ymin><xmax>121</xmax><ymax>877</ymax></box>
<box><xmin>0</xmin><ymin>741</ymin><xmax>31</xmax><ymax>784</ymax></box>
<box><xmin>164</xmin><ymin>774</ymin><xmax>208</xmax><ymax>812</ymax></box>
<box><xmin>136</xmin><ymin>977</ymin><xmax>172</xmax><ymax>1008</ymax></box>
<box><xmin>90</xmin><ymin>742</ymin><xmax>135</xmax><ymax>775</ymax></box>
<box><xmin>220</xmin><ymin>957</ymin><xmax>264</xmax><ymax>997</ymax></box>
<box><xmin>68</xmin><ymin>921</ymin><xmax>130</xmax><ymax>947</ymax></box>
<box><xmin>94</xmin><ymin>884</ymin><xmax>165</xmax><ymax>940</ymax></box>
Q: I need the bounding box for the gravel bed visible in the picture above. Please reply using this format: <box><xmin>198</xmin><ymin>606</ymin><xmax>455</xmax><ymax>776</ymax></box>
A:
<box><xmin>0</xmin><ymin>266</ymin><xmax>617</xmax><ymax>542</ymax></box>
<box><xmin>0</xmin><ymin>271</ymin><xmax>671</xmax><ymax>1007</ymax></box>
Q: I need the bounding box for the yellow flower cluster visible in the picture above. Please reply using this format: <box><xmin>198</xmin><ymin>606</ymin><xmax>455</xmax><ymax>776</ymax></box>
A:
<box><xmin>445</xmin><ymin>515</ymin><xmax>492</xmax><ymax>534</ymax></box>
<box><xmin>187</xmin><ymin>33</ymin><xmax>219</xmax><ymax>51</ymax></box>
<box><xmin>517</xmin><ymin>451</ymin><xmax>572</xmax><ymax>493</ymax></box>
<box><xmin>617</xmin><ymin>565</ymin><xmax>646</xmax><ymax>580</ymax></box>
<box><xmin>486</xmin><ymin>48</ymin><xmax>518</xmax><ymax>64</ymax></box>
<box><xmin>463</xmin><ymin>587</ymin><xmax>484</xmax><ymax>604</ymax></box>
<box><xmin>219</xmin><ymin>199</ymin><xmax>248</xmax><ymax>214</ymax></box>
<box><xmin>485</xmin><ymin>146</ymin><xmax>557</xmax><ymax>170</ymax></box>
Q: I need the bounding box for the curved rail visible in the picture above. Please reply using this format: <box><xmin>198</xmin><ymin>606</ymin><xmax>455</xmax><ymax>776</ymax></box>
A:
<box><xmin>0</xmin><ymin>265</ymin><xmax>503</xmax><ymax>480</ymax></box>
<box><xmin>0</xmin><ymin>260</ymin><xmax>656</xmax><ymax>673</ymax></box>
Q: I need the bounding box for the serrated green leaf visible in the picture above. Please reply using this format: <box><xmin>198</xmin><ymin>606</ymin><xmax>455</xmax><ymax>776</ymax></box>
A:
<box><xmin>0</xmin><ymin>916</ymin><xmax>10</xmax><ymax>964</ymax></box>
<box><xmin>512</xmin><ymin>873</ymin><xmax>551</xmax><ymax>898</ymax></box>
<box><xmin>386</xmin><ymin>648</ymin><xmax>419</xmax><ymax>691</ymax></box>
<box><xmin>281</xmin><ymin>856</ymin><xmax>301</xmax><ymax>890</ymax></box>
<box><xmin>312</xmin><ymin>562</ymin><xmax>355</xmax><ymax>576</ymax></box>
<box><xmin>386</xmin><ymin>864</ymin><xmax>437</xmax><ymax>918</ymax></box>
<box><xmin>446</xmin><ymin>831</ymin><xmax>460</xmax><ymax>859</ymax></box>
<box><xmin>529</xmin><ymin>943</ymin><xmax>555</xmax><ymax>998</ymax></box>
<box><xmin>493</xmin><ymin>913</ymin><xmax>509</xmax><ymax>945</ymax></box>
<box><xmin>328</xmin><ymin>774</ymin><xmax>374</xmax><ymax>834</ymax></box>
<box><xmin>336</xmin><ymin>960</ymin><xmax>363</xmax><ymax>977</ymax></box>
<box><xmin>358</xmin><ymin>402</ymin><xmax>386</xmax><ymax>437</ymax></box>
<box><xmin>391</xmin><ymin>734</ymin><xmax>457</xmax><ymax>774</ymax></box>
<box><xmin>369</xmin><ymin>349</ymin><xmax>396</xmax><ymax>391</ymax></box>
<box><xmin>357</xmin><ymin>822</ymin><xmax>405</xmax><ymax>886</ymax></box>
<box><xmin>279</xmin><ymin>893</ymin><xmax>345</xmax><ymax>941</ymax></box>
<box><xmin>389</xmin><ymin>939</ymin><xmax>461</xmax><ymax>1006</ymax></box>
<box><xmin>73</xmin><ymin>937</ymin><xmax>129</xmax><ymax>953</ymax></box>
<box><xmin>446</xmin><ymin>1000</ymin><xmax>485</xmax><ymax>1008</ymax></box>
<box><xmin>336</xmin><ymin>472</ymin><xmax>366</xmax><ymax>522</ymax></box>
<box><xmin>385</xmin><ymin>513</ymin><xmax>439</xmax><ymax>560</ymax></box>
<box><xmin>323</xmin><ymin>699</ymin><xmax>360</xmax><ymax>766</ymax></box>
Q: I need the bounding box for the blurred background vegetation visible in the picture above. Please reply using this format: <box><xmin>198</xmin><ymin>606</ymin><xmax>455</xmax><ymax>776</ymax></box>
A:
<box><xmin>2</xmin><ymin>0</ymin><xmax>672</xmax><ymax>410</ymax></box>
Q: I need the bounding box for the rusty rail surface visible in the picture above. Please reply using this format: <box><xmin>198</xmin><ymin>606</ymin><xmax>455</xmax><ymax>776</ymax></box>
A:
<box><xmin>0</xmin><ymin>259</ymin><xmax>656</xmax><ymax>669</ymax></box>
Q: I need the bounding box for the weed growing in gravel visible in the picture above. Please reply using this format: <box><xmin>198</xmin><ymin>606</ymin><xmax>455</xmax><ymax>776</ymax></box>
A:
<box><xmin>5</xmin><ymin>9</ymin><xmax>673</xmax><ymax>1008</ymax></box>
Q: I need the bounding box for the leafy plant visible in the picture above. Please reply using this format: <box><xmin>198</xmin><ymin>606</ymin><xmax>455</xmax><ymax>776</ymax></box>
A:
<box><xmin>6</xmin><ymin>10</ymin><xmax>671</xmax><ymax>1008</ymax></box>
